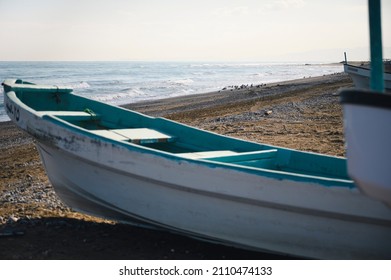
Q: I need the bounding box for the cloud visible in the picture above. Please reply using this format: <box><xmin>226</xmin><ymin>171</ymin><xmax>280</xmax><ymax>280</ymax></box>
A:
<box><xmin>259</xmin><ymin>0</ymin><xmax>306</xmax><ymax>13</ymax></box>
<box><xmin>213</xmin><ymin>6</ymin><xmax>250</xmax><ymax>17</ymax></box>
<box><xmin>276</xmin><ymin>0</ymin><xmax>306</xmax><ymax>9</ymax></box>
<box><xmin>213</xmin><ymin>1</ymin><xmax>305</xmax><ymax>18</ymax></box>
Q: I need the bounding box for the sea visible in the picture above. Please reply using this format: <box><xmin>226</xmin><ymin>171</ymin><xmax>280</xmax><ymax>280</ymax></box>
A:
<box><xmin>0</xmin><ymin>61</ymin><xmax>343</xmax><ymax>122</ymax></box>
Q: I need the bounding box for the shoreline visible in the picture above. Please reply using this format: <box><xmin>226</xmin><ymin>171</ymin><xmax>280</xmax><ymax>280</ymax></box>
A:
<box><xmin>0</xmin><ymin>73</ymin><xmax>353</xmax><ymax>259</ymax></box>
<box><xmin>123</xmin><ymin>73</ymin><xmax>345</xmax><ymax>116</ymax></box>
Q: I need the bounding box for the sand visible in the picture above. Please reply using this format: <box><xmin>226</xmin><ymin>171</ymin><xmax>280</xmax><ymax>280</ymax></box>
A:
<box><xmin>0</xmin><ymin>73</ymin><xmax>353</xmax><ymax>259</ymax></box>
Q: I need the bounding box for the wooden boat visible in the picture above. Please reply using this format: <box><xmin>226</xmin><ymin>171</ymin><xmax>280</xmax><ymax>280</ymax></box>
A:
<box><xmin>340</xmin><ymin>3</ymin><xmax>391</xmax><ymax>214</ymax></box>
<box><xmin>343</xmin><ymin>62</ymin><xmax>391</xmax><ymax>93</ymax></box>
<box><xmin>3</xmin><ymin>79</ymin><xmax>391</xmax><ymax>259</ymax></box>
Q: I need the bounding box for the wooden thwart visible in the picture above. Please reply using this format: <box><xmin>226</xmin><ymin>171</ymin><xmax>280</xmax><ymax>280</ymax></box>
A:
<box><xmin>204</xmin><ymin>149</ymin><xmax>278</xmax><ymax>162</ymax></box>
<box><xmin>38</xmin><ymin>111</ymin><xmax>101</xmax><ymax>121</ymax></box>
<box><xmin>92</xmin><ymin>128</ymin><xmax>175</xmax><ymax>144</ymax></box>
<box><xmin>177</xmin><ymin>149</ymin><xmax>278</xmax><ymax>162</ymax></box>
<box><xmin>177</xmin><ymin>150</ymin><xmax>238</xmax><ymax>159</ymax></box>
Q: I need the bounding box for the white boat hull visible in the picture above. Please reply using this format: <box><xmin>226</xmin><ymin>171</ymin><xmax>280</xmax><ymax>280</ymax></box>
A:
<box><xmin>344</xmin><ymin>64</ymin><xmax>391</xmax><ymax>92</ymax></box>
<box><xmin>32</xmin><ymin>124</ymin><xmax>391</xmax><ymax>259</ymax></box>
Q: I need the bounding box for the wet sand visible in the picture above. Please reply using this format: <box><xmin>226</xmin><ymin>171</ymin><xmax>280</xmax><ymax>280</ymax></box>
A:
<box><xmin>0</xmin><ymin>73</ymin><xmax>352</xmax><ymax>259</ymax></box>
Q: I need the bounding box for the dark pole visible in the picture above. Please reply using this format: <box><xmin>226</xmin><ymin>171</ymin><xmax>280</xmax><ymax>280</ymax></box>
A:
<box><xmin>368</xmin><ymin>0</ymin><xmax>384</xmax><ymax>92</ymax></box>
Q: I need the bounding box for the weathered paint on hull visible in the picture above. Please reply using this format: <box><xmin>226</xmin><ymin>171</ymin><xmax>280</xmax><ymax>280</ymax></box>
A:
<box><xmin>35</xmin><ymin>140</ymin><xmax>391</xmax><ymax>259</ymax></box>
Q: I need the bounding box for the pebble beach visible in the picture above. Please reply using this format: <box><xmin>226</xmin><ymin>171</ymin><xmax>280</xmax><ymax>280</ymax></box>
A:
<box><xmin>0</xmin><ymin>73</ymin><xmax>352</xmax><ymax>259</ymax></box>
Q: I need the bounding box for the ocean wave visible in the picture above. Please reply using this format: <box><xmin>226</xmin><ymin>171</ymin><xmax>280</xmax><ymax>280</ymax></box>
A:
<box><xmin>90</xmin><ymin>92</ymin><xmax>137</xmax><ymax>104</ymax></box>
<box><xmin>69</xmin><ymin>81</ymin><xmax>91</xmax><ymax>89</ymax></box>
<box><xmin>169</xmin><ymin>78</ymin><xmax>194</xmax><ymax>86</ymax></box>
<box><xmin>93</xmin><ymin>86</ymin><xmax>164</xmax><ymax>104</ymax></box>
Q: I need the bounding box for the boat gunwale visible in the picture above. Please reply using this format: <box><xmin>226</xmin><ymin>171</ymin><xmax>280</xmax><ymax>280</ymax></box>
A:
<box><xmin>343</xmin><ymin>63</ymin><xmax>391</xmax><ymax>75</ymax></box>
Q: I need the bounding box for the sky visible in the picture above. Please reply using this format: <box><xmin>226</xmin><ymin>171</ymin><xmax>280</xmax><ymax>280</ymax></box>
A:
<box><xmin>0</xmin><ymin>0</ymin><xmax>390</xmax><ymax>62</ymax></box>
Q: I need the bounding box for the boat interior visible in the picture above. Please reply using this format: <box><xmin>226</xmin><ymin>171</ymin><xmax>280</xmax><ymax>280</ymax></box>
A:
<box><xmin>7</xmin><ymin>81</ymin><xmax>352</xmax><ymax>184</ymax></box>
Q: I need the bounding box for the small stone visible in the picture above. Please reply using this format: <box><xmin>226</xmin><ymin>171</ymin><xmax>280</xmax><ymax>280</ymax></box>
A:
<box><xmin>7</xmin><ymin>215</ymin><xmax>19</xmax><ymax>223</ymax></box>
<box><xmin>265</xmin><ymin>110</ymin><xmax>273</xmax><ymax>116</ymax></box>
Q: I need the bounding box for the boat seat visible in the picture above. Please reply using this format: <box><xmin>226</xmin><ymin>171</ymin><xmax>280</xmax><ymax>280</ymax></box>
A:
<box><xmin>91</xmin><ymin>128</ymin><xmax>175</xmax><ymax>144</ymax></box>
<box><xmin>203</xmin><ymin>149</ymin><xmax>278</xmax><ymax>162</ymax></box>
<box><xmin>177</xmin><ymin>150</ymin><xmax>238</xmax><ymax>159</ymax></box>
<box><xmin>89</xmin><ymin>130</ymin><xmax>129</xmax><ymax>141</ymax></box>
<box><xmin>38</xmin><ymin>111</ymin><xmax>100</xmax><ymax>121</ymax></box>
